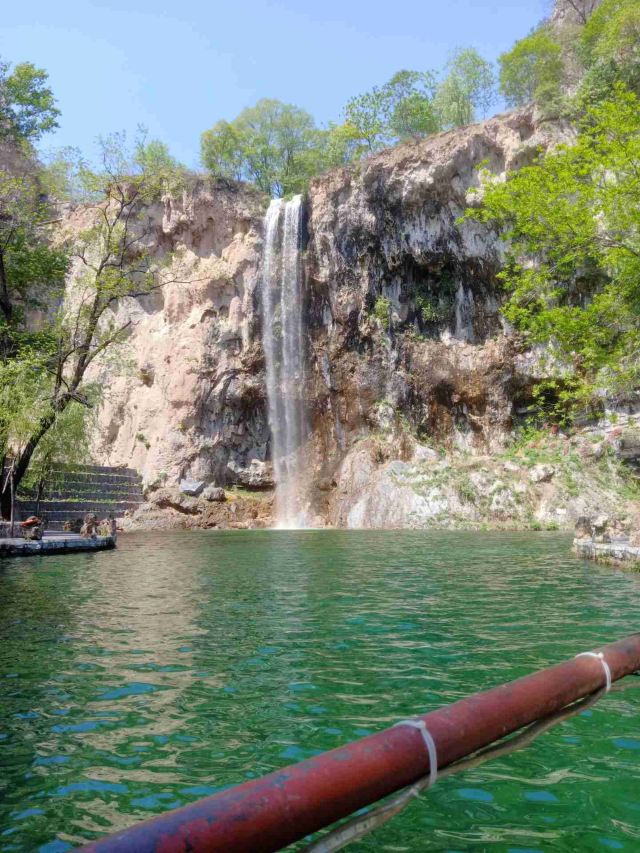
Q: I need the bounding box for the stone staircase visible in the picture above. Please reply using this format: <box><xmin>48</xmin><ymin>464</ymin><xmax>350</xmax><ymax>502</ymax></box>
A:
<box><xmin>17</xmin><ymin>465</ymin><xmax>145</xmax><ymax>530</ymax></box>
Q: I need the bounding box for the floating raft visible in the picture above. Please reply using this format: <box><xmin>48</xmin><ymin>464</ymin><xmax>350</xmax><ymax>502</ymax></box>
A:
<box><xmin>0</xmin><ymin>533</ymin><xmax>116</xmax><ymax>558</ymax></box>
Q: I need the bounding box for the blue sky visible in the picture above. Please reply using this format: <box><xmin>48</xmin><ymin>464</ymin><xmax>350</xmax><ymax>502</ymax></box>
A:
<box><xmin>1</xmin><ymin>0</ymin><xmax>549</xmax><ymax>168</ymax></box>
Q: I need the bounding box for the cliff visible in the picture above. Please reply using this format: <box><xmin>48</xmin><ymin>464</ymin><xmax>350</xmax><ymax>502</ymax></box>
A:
<box><xmin>83</xmin><ymin>180</ymin><xmax>271</xmax><ymax>489</ymax></box>
<box><xmin>79</xmin><ymin>107</ymin><xmax>638</xmax><ymax>530</ymax></box>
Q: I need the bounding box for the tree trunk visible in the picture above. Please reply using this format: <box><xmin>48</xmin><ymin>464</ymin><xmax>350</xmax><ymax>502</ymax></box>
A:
<box><xmin>1</xmin><ymin>409</ymin><xmax>58</xmax><ymax>519</ymax></box>
<box><xmin>9</xmin><ymin>470</ymin><xmax>15</xmax><ymax>538</ymax></box>
<box><xmin>0</xmin><ymin>249</ymin><xmax>12</xmax><ymax>322</ymax></box>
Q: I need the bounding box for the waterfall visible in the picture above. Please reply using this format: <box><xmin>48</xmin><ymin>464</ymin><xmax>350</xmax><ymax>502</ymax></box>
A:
<box><xmin>261</xmin><ymin>195</ymin><xmax>308</xmax><ymax>528</ymax></box>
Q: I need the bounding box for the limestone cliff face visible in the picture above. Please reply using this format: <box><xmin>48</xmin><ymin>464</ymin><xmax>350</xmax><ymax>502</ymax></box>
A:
<box><xmin>301</xmin><ymin>108</ymin><xmax>574</xmax><ymax>520</ymax></box>
<box><xmin>86</xmin><ymin>180</ymin><xmax>271</xmax><ymax>489</ymax></box>
<box><xmin>85</xmin><ymin>109</ymin><xmax>576</xmax><ymax>523</ymax></box>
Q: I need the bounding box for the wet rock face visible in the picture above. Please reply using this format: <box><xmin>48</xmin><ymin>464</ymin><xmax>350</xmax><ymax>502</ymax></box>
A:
<box><xmin>300</xmin><ymin>109</ymin><xmax>570</xmax><ymax>490</ymax></box>
<box><xmin>82</xmin><ymin>110</ymin><xmax>571</xmax><ymax>509</ymax></box>
<box><xmin>305</xmin><ymin>107</ymin><xmax>566</xmax><ymax>342</ymax></box>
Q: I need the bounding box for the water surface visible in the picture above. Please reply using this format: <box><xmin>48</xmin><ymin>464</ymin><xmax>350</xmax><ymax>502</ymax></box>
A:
<box><xmin>1</xmin><ymin>530</ymin><xmax>639</xmax><ymax>851</ymax></box>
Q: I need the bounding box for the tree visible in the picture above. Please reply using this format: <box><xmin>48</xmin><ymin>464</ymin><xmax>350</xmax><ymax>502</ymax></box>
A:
<box><xmin>0</xmin><ymin>134</ymin><xmax>186</xmax><ymax>516</ymax></box>
<box><xmin>0</xmin><ymin>59</ymin><xmax>67</xmax><ymax>328</ymax></box>
<box><xmin>343</xmin><ymin>87</ymin><xmax>388</xmax><ymax>152</ymax></box>
<box><xmin>200</xmin><ymin>120</ymin><xmax>245</xmax><ymax>183</ymax></box>
<box><xmin>318</xmin><ymin>122</ymin><xmax>366</xmax><ymax>168</ymax></box>
<box><xmin>0</xmin><ymin>166</ymin><xmax>68</xmax><ymax>328</ymax></box>
<box><xmin>344</xmin><ymin>70</ymin><xmax>439</xmax><ymax>152</ymax></box>
<box><xmin>133</xmin><ymin>133</ymin><xmax>186</xmax><ymax>195</ymax></box>
<box><xmin>201</xmin><ymin>99</ymin><xmax>321</xmax><ymax>196</ymax></box>
<box><xmin>0</xmin><ymin>56</ymin><xmax>68</xmax><ymax>518</ymax></box>
<box><xmin>576</xmin><ymin>0</ymin><xmax>640</xmax><ymax>103</ymax></box>
<box><xmin>499</xmin><ymin>28</ymin><xmax>564</xmax><ymax>107</ymax></box>
<box><xmin>0</xmin><ymin>59</ymin><xmax>60</xmax><ymax>142</ymax></box>
<box><xmin>386</xmin><ymin>70</ymin><xmax>440</xmax><ymax>139</ymax></box>
<box><xmin>435</xmin><ymin>48</ymin><xmax>495</xmax><ymax>128</ymax></box>
<box><xmin>580</xmin><ymin>0</ymin><xmax>640</xmax><ymax>64</ymax></box>
<box><xmin>467</xmin><ymin>86</ymin><xmax>640</xmax><ymax>418</ymax></box>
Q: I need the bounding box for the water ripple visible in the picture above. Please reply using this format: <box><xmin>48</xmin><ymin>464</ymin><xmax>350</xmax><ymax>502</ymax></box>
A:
<box><xmin>1</xmin><ymin>529</ymin><xmax>639</xmax><ymax>851</ymax></box>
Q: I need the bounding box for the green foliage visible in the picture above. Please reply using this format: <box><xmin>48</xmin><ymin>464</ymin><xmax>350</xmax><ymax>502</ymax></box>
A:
<box><xmin>133</xmin><ymin>133</ymin><xmax>187</xmax><ymax>197</ymax></box>
<box><xmin>200</xmin><ymin>119</ymin><xmax>244</xmax><ymax>181</ymax></box>
<box><xmin>435</xmin><ymin>48</ymin><xmax>495</xmax><ymax>128</ymax></box>
<box><xmin>1</xmin><ymin>129</ymin><xmax>184</xmax><ymax>511</ymax></box>
<box><xmin>200</xmin><ymin>51</ymin><xmax>492</xmax><ymax>192</ymax></box>
<box><xmin>0</xmin><ymin>58</ymin><xmax>59</xmax><ymax>142</ymax></box>
<box><xmin>343</xmin><ymin>87</ymin><xmax>388</xmax><ymax>152</ymax></box>
<box><xmin>317</xmin><ymin>121</ymin><xmax>365</xmax><ymax>168</ymax></box>
<box><xmin>201</xmin><ymin>99</ymin><xmax>322</xmax><ymax>196</ymax></box>
<box><xmin>580</xmin><ymin>0</ymin><xmax>640</xmax><ymax>67</ymax></box>
<box><xmin>201</xmin><ymin>75</ymin><xmax>443</xmax><ymax>196</ymax></box>
<box><xmin>415</xmin><ymin>294</ymin><xmax>443</xmax><ymax>324</ymax></box>
<box><xmin>498</xmin><ymin>28</ymin><xmax>564</xmax><ymax>108</ymax></box>
<box><xmin>373</xmin><ymin>296</ymin><xmax>391</xmax><ymax>329</ymax></box>
<box><xmin>19</xmin><ymin>387</ymin><xmax>97</xmax><ymax>493</ymax></box>
<box><xmin>455</xmin><ymin>474</ymin><xmax>477</xmax><ymax>503</ymax></box>
<box><xmin>136</xmin><ymin>431</ymin><xmax>151</xmax><ymax>450</ymax></box>
<box><xmin>42</xmin><ymin>130</ymin><xmax>187</xmax><ymax>205</ymax></box>
<box><xmin>387</xmin><ymin>72</ymin><xmax>440</xmax><ymax>139</ymax></box>
<box><xmin>345</xmin><ymin>70</ymin><xmax>439</xmax><ymax>151</ymax></box>
<box><xmin>0</xmin><ymin>170</ymin><xmax>68</xmax><ymax>322</ymax></box>
<box><xmin>575</xmin><ymin>0</ymin><xmax>640</xmax><ymax>105</ymax></box>
<box><xmin>0</xmin><ymin>136</ymin><xmax>69</xmax><ymax>338</ymax></box>
<box><xmin>468</xmin><ymin>86</ymin><xmax>640</xmax><ymax>418</ymax></box>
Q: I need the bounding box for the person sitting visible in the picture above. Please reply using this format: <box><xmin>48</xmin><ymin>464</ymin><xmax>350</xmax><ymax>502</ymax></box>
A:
<box><xmin>80</xmin><ymin>513</ymin><xmax>98</xmax><ymax>539</ymax></box>
<box><xmin>20</xmin><ymin>516</ymin><xmax>43</xmax><ymax>541</ymax></box>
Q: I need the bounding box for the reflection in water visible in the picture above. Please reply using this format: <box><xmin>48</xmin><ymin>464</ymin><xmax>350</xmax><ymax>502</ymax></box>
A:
<box><xmin>1</xmin><ymin>530</ymin><xmax>640</xmax><ymax>851</ymax></box>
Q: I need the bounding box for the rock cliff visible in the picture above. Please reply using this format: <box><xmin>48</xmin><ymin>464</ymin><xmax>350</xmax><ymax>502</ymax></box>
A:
<box><xmin>303</xmin><ymin>109</ymin><xmax>572</xmax><ymax>477</ymax></box>
<box><xmin>80</xmin><ymin>106</ymin><xmax>637</xmax><ymax>530</ymax></box>
<box><xmin>84</xmin><ymin>180</ymin><xmax>271</xmax><ymax>490</ymax></box>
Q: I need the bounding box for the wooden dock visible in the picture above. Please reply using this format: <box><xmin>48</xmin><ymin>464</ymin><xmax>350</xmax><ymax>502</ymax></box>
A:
<box><xmin>0</xmin><ymin>533</ymin><xmax>116</xmax><ymax>558</ymax></box>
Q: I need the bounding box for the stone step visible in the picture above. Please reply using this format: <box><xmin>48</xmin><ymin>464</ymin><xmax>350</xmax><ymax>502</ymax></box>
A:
<box><xmin>49</xmin><ymin>464</ymin><xmax>140</xmax><ymax>477</ymax></box>
<box><xmin>20</xmin><ymin>480</ymin><xmax>144</xmax><ymax>497</ymax></box>
<box><xmin>38</xmin><ymin>488</ymin><xmax>144</xmax><ymax>501</ymax></box>
<box><xmin>48</xmin><ymin>472</ymin><xmax>143</xmax><ymax>485</ymax></box>
<box><xmin>18</xmin><ymin>500</ymin><xmax>141</xmax><ymax>516</ymax></box>
<box><xmin>8</xmin><ymin>463</ymin><xmax>145</xmax><ymax>526</ymax></box>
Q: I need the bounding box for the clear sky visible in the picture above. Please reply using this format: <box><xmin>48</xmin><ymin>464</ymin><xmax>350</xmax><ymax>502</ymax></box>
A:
<box><xmin>1</xmin><ymin>0</ymin><xmax>549</xmax><ymax>168</ymax></box>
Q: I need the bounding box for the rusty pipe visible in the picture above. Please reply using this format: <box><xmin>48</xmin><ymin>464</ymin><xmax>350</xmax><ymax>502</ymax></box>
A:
<box><xmin>78</xmin><ymin>634</ymin><xmax>640</xmax><ymax>853</ymax></box>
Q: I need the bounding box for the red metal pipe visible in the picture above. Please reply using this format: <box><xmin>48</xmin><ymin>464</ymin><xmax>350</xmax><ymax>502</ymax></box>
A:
<box><xmin>78</xmin><ymin>634</ymin><xmax>640</xmax><ymax>853</ymax></box>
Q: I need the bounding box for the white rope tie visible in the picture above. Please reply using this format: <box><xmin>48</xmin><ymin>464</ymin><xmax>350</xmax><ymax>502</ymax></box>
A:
<box><xmin>575</xmin><ymin>651</ymin><xmax>612</xmax><ymax>693</ymax></box>
<box><xmin>394</xmin><ymin>719</ymin><xmax>438</xmax><ymax>790</ymax></box>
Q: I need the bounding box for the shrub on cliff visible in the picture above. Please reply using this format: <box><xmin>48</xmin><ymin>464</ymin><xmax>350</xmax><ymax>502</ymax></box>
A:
<box><xmin>499</xmin><ymin>0</ymin><xmax>640</xmax><ymax>114</ymax></box>
<box><xmin>468</xmin><ymin>86</ymin><xmax>640</xmax><ymax>420</ymax></box>
<box><xmin>373</xmin><ymin>296</ymin><xmax>392</xmax><ymax>330</ymax></box>
<box><xmin>498</xmin><ymin>27</ymin><xmax>564</xmax><ymax>109</ymax></box>
<box><xmin>201</xmin><ymin>51</ymin><xmax>496</xmax><ymax>194</ymax></box>
<box><xmin>575</xmin><ymin>0</ymin><xmax>640</xmax><ymax>106</ymax></box>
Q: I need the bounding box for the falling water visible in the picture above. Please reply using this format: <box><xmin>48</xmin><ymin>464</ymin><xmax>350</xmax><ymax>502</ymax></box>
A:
<box><xmin>261</xmin><ymin>195</ymin><xmax>308</xmax><ymax>528</ymax></box>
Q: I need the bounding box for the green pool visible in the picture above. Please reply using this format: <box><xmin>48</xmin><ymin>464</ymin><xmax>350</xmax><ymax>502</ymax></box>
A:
<box><xmin>1</xmin><ymin>530</ymin><xmax>639</xmax><ymax>851</ymax></box>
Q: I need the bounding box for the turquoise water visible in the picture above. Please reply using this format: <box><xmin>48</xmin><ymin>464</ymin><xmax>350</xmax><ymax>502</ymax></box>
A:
<box><xmin>1</xmin><ymin>530</ymin><xmax>639</xmax><ymax>852</ymax></box>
